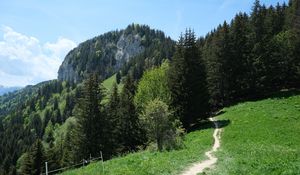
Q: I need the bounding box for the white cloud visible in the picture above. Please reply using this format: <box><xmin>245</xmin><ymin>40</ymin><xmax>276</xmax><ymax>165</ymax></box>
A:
<box><xmin>44</xmin><ymin>37</ymin><xmax>77</xmax><ymax>59</ymax></box>
<box><xmin>0</xmin><ymin>26</ymin><xmax>76</xmax><ymax>87</ymax></box>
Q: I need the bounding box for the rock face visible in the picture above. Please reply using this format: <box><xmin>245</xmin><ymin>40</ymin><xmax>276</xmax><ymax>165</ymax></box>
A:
<box><xmin>115</xmin><ymin>34</ymin><xmax>144</xmax><ymax>67</ymax></box>
<box><xmin>58</xmin><ymin>24</ymin><xmax>175</xmax><ymax>83</ymax></box>
<box><xmin>58</xmin><ymin>26</ymin><xmax>145</xmax><ymax>83</ymax></box>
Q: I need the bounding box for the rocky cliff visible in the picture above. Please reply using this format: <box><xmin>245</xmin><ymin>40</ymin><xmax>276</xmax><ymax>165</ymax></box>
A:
<box><xmin>58</xmin><ymin>24</ymin><xmax>174</xmax><ymax>83</ymax></box>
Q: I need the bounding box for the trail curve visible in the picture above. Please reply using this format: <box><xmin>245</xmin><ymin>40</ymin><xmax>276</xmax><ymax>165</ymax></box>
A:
<box><xmin>180</xmin><ymin>117</ymin><xmax>222</xmax><ymax>175</ymax></box>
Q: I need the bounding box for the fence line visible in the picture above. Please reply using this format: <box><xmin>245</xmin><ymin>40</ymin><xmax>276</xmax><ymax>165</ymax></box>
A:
<box><xmin>42</xmin><ymin>152</ymin><xmax>104</xmax><ymax>175</ymax></box>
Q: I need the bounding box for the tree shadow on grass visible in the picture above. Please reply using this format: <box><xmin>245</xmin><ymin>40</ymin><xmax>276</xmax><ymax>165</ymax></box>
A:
<box><xmin>188</xmin><ymin>117</ymin><xmax>230</xmax><ymax>133</ymax></box>
<box><xmin>267</xmin><ymin>89</ymin><xmax>300</xmax><ymax>99</ymax></box>
<box><xmin>227</xmin><ymin>89</ymin><xmax>300</xmax><ymax>108</ymax></box>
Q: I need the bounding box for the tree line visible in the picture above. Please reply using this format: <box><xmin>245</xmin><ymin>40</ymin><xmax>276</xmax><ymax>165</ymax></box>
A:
<box><xmin>1</xmin><ymin>0</ymin><xmax>299</xmax><ymax>174</ymax></box>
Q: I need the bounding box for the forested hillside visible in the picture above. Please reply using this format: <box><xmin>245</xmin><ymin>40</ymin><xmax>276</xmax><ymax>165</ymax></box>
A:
<box><xmin>0</xmin><ymin>0</ymin><xmax>299</xmax><ymax>174</ymax></box>
<box><xmin>0</xmin><ymin>80</ymin><xmax>78</xmax><ymax>174</ymax></box>
<box><xmin>202</xmin><ymin>0</ymin><xmax>300</xmax><ymax>108</ymax></box>
<box><xmin>58</xmin><ymin>24</ymin><xmax>175</xmax><ymax>83</ymax></box>
<box><xmin>0</xmin><ymin>24</ymin><xmax>176</xmax><ymax>175</ymax></box>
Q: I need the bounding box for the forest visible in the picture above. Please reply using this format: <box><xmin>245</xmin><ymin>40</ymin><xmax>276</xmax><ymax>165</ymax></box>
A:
<box><xmin>0</xmin><ymin>0</ymin><xmax>299</xmax><ymax>174</ymax></box>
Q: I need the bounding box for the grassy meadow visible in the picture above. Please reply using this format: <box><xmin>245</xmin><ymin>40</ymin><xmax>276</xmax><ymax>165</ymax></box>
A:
<box><xmin>61</xmin><ymin>126</ymin><xmax>214</xmax><ymax>175</ymax></box>
<box><xmin>61</xmin><ymin>91</ymin><xmax>300</xmax><ymax>175</ymax></box>
<box><xmin>204</xmin><ymin>91</ymin><xmax>300</xmax><ymax>175</ymax></box>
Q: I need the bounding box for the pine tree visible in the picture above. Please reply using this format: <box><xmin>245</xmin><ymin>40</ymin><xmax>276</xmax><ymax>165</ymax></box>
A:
<box><xmin>119</xmin><ymin>75</ymin><xmax>144</xmax><ymax>151</ymax></box>
<box><xmin>230</xmin><ymin>13</ymin><xmax>255</xmax><ymax>99</ymax></box>
<box><xmin>45</xmin><ymin>147</ymin><xmax>61</xmax><ymax>172</ymax></box>
<box><xmin>61</xmin><ymin>121</ymin><xmax>77</xmax><ymax>166</ymax></box>
<box><xmin>169</xmin><ymin>29</ymin><xmax>209</xmax><ymax>129</ymax></box>
<box><xmin>30</xmin><ymin>114</ymin><xmax>42</xmax><ymax>138</ymax></box>
<box><xmin>30</xmin><ymin>139</ymin><xmax>46</xmax><ymax>175</ymax></box>
<box><xmin>204</xmin><ymin>22</ymin><xmax>232</xmax><ymax>108</ymax></box>
<box><xmin>105</xmin><ymin>83</ymin><xmax>121</xmax><ymax>155</ymax></box>
<box><xmin>168</xmin><ymin>34</ymin><xmax>186</xmax><ymax>124</ymax></box>
<box><xmin>19</xmin><ymin>153</ymin><xmax>32</xmax><ymax>175</ymax></box>
<box><xmin>74</xmin><ymin>73</ymin><xmax>106</xmax><ymax>160</ymax></box>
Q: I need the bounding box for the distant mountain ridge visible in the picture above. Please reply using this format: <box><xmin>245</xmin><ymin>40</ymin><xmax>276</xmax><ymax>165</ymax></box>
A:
<box><xmin>58</xmin><ymin>24</ymin><xmax>175</xmax><ymax>83</ymax></box>
<box><xmin>0</xmin><ymin>85</ymin><xmax>22</xmax><ymax>96</ymax></box>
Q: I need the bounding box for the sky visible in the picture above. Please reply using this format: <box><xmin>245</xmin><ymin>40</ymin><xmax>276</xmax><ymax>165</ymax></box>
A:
<box><xmin>0</xmin><ymin>0</ymin><xmax>288</xmax><ymax>87</ymax></box>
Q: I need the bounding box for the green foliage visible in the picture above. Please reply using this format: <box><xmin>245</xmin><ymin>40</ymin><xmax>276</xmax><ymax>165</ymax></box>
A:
<box><xmin>118</xmin><ymin>75</ymin><xmax>144</xmax><ymax>152</ymax></box>
<box><xmin>202</xmin><ymin>0</ymin><xmax>300</xmax><ymax>107</ymax></box>
<box><xmin>141</xmin><ymin>99</ymin><xmax>182</xmax><ymax>151</ymax></box>
<box><xmin>266</xmin><ymin>30</ymin><xmax>300</xmax><ymax>88</ymax></box>
<box><xmin>1</xmin><ymin>1</ymin><xmax>300</xmax><ymax>173</ymax></box>
<box><xmin>134</xmin><ymin>61</ymin><xmax>171</xmax><ymax>111</ymax></box>
<box><xmin>43</xmin><ymin>121</ymin><xmax>54</xmax><ymax>146</ymax></box>
<box><xmin>73</xmin><ymin>73</ymin><xmax>106</xmax><ymax>159</ymax></box>
<box><xmin>105</xmin><ymin>82</ymin><xmax>123</xmax><ymax>155</ymax></box>
<box><xmin>60</xmin><ymin>118</ymin><xmax>78</xmax><ymax>167</ymax></box>
<box><xmin>0</xmin><ymin>80</ymin><xmax>77</xmax><ymax>173</ymax></box>
<box><xmin>61</xmin><ymin>125</ymin><xmax>214</xmax><ymax>175</ymax></box>
<box><xmin>202</xmin><ymin>21</ymin><xmax>231</xmax><ymax>107</ymax></box>
<box><xmin>169</xmin><ymin>29</ymin><xmax>209</xmax><ymax>129</ymax></box>
<box><xmin>101</xmin><ymin>73</ymin><xmax>124</xmax><ymax>100</ymax></box>
<box><xmin>18</xmin><ymin>153</ymin><xmax>32</xmax><ymax>175</ymax></box>
<box><xmin>30</xmin><ymin>139</ymin><xmax>46</xmax><ymax>175</ymax></box>
<box><xmin>18</xmin><ymin>139</ymin><xmax>46</xmax><ymax>175</ymax></box>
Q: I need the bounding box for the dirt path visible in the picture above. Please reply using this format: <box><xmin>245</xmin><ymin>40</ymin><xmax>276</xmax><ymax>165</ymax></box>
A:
<box><xmin>180</xmin><ymin>118</ymin><xmax>222</xmax><ymax>175</ymax></box>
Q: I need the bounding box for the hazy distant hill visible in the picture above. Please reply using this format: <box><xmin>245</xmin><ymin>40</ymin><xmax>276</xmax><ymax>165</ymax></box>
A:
<box><xmin>0</xmin><ymin>85</ymin><xmax>22</xmax><ymax>96</ymax></box>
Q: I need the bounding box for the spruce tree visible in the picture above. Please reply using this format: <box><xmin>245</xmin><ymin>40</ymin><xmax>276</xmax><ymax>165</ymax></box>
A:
<box><xmin>204</xmin><ymin>22</ymin><xmax>231</xmax><ymax>108</ymax></box>
<box><xmin>230</xmin><ymin>13</ymin><xmax>254</xmax><ymax>99</ymax></box>
<box><xmin>119</xmin><ymin>75</ymin><xmax>144</xmax><ymax>151</ymax></box>
<box><xmin>61</xmin><ymin>121</ymin><xmax>77</xmax><ymax>166</ymax></box>
<box><xmin>30</xmin><ymin>139</ymin><xmax>46</xmax><ymax>175</ymax></box>
<box><xmin>19</xmin><ymin>153</ymin><xmax>32</xmax><ymax>175</ymax></box>
<box><xmin>169</xmin><ymin>29</ymin><xmax>209</xmax><ymax>129</ymax></box>
<box><xmin>103</xmin><ymin>83</ymin><xmax>120</xmax><ymax>157</ymax></box>
<box><xmin>74</xmin><ymin>73</ymin><xmax>106</xmax><ymax>160</ymax></box>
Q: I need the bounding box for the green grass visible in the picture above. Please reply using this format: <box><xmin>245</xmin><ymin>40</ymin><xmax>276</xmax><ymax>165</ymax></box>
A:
<box><xmin>61</xmin><ymin>126</ymin><xmax>214</xmax><ymax>175</ymax></box>
<box><xmin>102</xmin><ymin>74</ymin><xmax>117</xmax><ymax>91</ymax></box>
<box><xmin>101</xmin><ymin>74</ymin><xmax>123</xmax><ymax>103</ymax></box>
<box><xmin>205</xmin><ymin>92</ymin><xmax>300</xmax><ymax>175</ymax></box>
<box><xmin>62</xmin><ymin>91</ymin><xmax>300</xmax><ymax>175</ymax></box>
<box><xmin>102</xmin><ymin>74</ymin><xmax>123</xmax><ymax>92</ymax></box>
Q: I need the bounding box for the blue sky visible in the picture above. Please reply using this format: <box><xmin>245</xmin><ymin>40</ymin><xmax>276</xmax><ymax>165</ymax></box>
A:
<box><xmin>0</xmin><ymin>0</ymin><xmax>288</xmax><ymax>86</ymax></box>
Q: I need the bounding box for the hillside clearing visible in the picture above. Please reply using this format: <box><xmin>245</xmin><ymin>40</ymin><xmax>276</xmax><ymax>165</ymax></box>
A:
<box><xmin>204</xmin><ymin>91</ymin><xmax>300</xmax><ymax>175</ymax></box>
<box><xmin>61</xmin><ymin>124</ymin><xmax>214</xmax><ymax>175</ymax></box>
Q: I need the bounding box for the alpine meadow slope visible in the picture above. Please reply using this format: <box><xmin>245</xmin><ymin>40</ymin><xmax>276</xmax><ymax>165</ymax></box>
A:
<box><xmin>61</xmin><ymin>91</ymin><xmax>300</xmax><ymax>175</ymax></box>
<box><xmin>204</xmin><ymin>91</ymin><xmax>300</xmax><ymax>175</ymax></box>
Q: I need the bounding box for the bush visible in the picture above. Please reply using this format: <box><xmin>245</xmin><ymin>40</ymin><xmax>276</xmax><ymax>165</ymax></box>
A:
<box><xmin>141</xmin><ymin>99</ymin><xmax>184</xmax><ymax>151</ymax></box>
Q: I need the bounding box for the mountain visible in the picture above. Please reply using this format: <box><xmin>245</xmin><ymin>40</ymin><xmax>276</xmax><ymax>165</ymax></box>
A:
<box><xmin>1</xmin><ymin>0</ymin><xmax>299</xmax><ymax>173</ymax></box>
<box><xmin>58</xmin><ymin>24</ymin><xmax>175</xmax><ymax>83</ymax></box>
<box><xmin>0</xmin><ymin>81</ymin><xmax>57</xmax><ymax>118</ymax></box>
<box><xmin>0</xmin><ymin>85</ymin><xmax>22</xmax><ymax>96</ymax></box>
<box><xmin>0</xmin><ymin>24</ymin><xmax>176</xmax><ymax>174</ymax></box>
